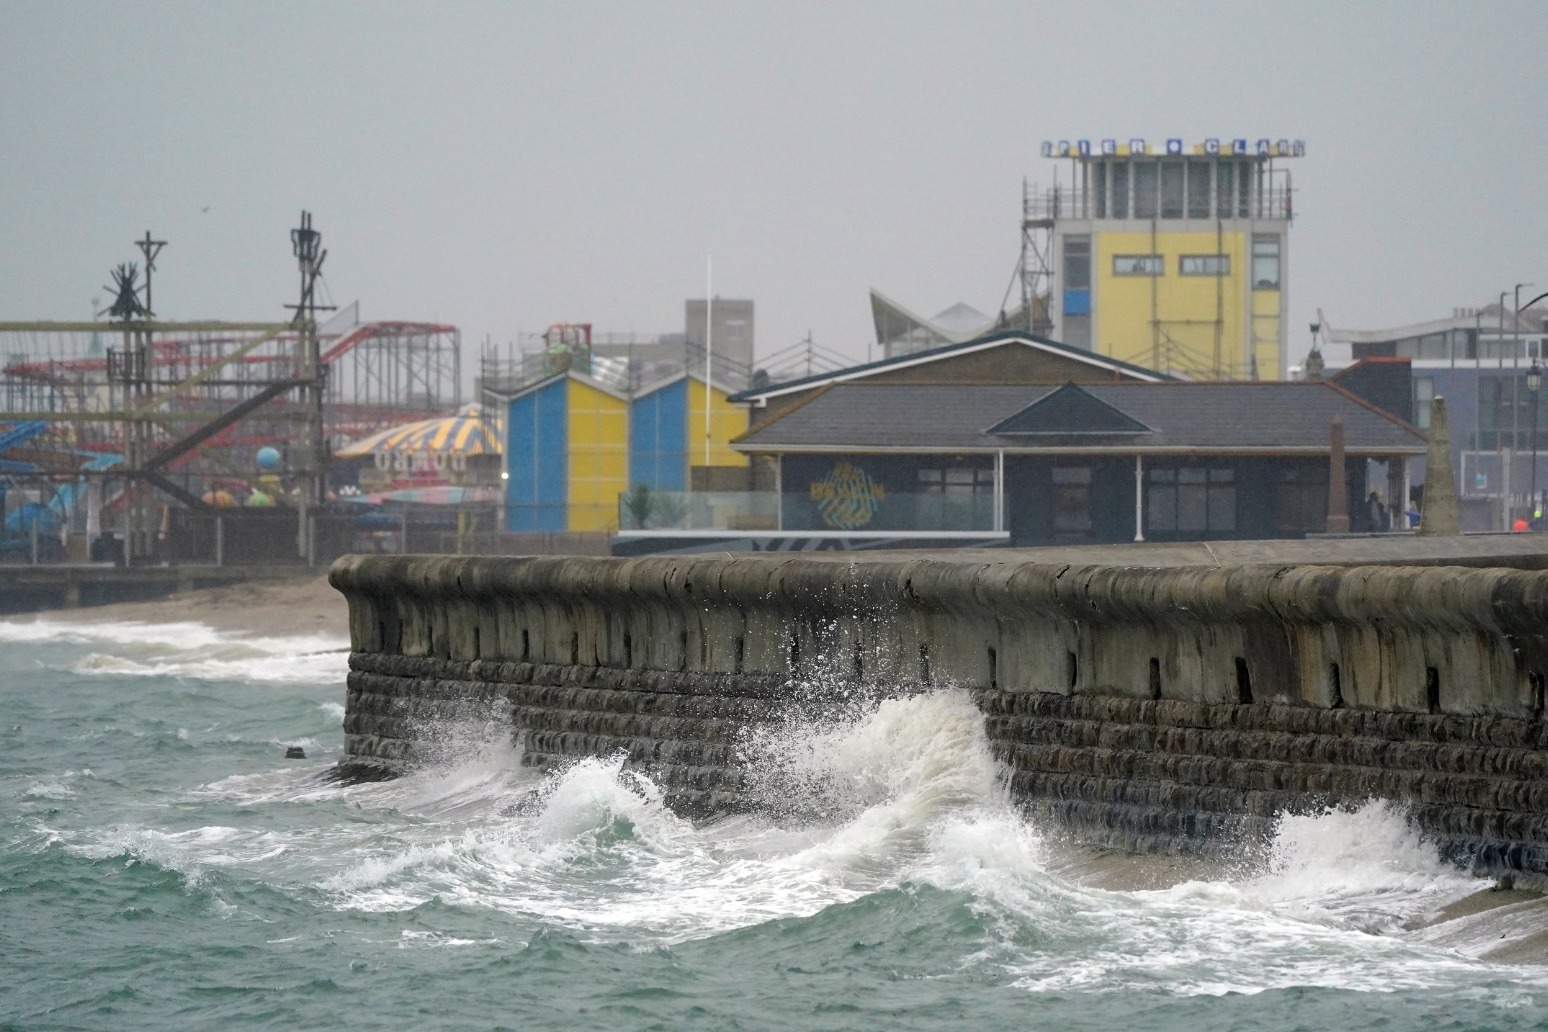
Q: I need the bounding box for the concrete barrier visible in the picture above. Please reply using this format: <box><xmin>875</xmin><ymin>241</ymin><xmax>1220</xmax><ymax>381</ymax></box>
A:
<box><xmin>330</xmin><ymin>552</ymin><xmax>1548</xmax><ymax>876</ymax></box>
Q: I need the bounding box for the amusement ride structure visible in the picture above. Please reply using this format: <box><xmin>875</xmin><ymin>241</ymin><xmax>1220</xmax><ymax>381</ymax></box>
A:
<box><xmin>0</xmin><ymin>215</ymin><xmax>461</xmax><ymax>561</ymax></box>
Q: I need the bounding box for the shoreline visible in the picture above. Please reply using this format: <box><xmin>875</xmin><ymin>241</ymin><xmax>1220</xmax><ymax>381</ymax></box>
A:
<box><xmin>7</xmin><ymin>572</ymin><xmax>350</xmax><ymax>640</ymax></box>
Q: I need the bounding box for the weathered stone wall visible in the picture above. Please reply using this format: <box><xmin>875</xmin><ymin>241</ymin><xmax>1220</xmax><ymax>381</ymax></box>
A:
<box><xmin>331</xmin><ymin>553</ymin><xmax>1548</xmax><ymax>876</ymax></box>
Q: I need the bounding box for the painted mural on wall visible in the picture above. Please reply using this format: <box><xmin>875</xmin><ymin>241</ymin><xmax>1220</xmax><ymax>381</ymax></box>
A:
<box><xmin>809</xmin><ymin>460</ymin><xmax>886</xmax><ymax>529</ymax></box>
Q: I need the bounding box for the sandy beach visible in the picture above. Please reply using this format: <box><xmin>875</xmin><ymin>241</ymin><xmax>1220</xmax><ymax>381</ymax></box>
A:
<box><xmin>18</xmin><ymin>573</ymin><xmax>351</xmax><ymax>639</ymax></box>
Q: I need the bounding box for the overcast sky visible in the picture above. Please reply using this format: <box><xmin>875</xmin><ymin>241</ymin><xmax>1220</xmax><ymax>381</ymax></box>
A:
<box><xmin>4</xmin><ymin>1</ymin><xmax>1546</xmax><ymax>373</ymax></box>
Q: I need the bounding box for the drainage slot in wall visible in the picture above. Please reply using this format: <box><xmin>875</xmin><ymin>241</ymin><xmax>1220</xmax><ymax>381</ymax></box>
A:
<box><xmin>789</xmin><ymin>635</ymin><xmax>801</xmax><ymax>671</ymax></box>
<box><xmin>734</xmin><ymin>637</ymin><xmax>745</xmax><ymax>675</ymax></box>
<box><xmin>623</xmin><ymin>633</ymin><xmax>633</xmax><ymax>668</ymax></box>
<box><xmin>1330</xmin><ymin>662</ymin><xmax>1344</xmax><ymax>708</ymax></box>
<box><xmin>988</xmin><ymin>647</ymin><xmax>998</xmax><ymax>691</ymax></box>
<box><xmin>1234</xmin><ymin>657</ymin><xmax>1253</xmax><ymax>705</ymax></box>
<box><xmin>1426</xmin><ymin>666</ymin><xmax>1441</xmax><ymax>715</ymax></box>
<box><xmin>1148</xmin><ymin>657</ymin><xmax>1162</xmax><ymax>700</ymax></box>
<box><xmin>1067</xmin><ymin>651</ymin><xmax>1078</xmax><ymax>691</ymax></box>
<box><xmin>1532</xmin><ymin>671</ymin><xmax>1546</xmax><ymax>721</ymax></box>
<box><xmin>521</xmin><ymin>628</ymin><xmax>530</xmax><ymax>661</ymax></box>
<box><xmin>679</xmin><ymin>629</ymin><xmax>689</xmax><ymax>672</ymax></box>
<box><xmin>570</xmin><ymin>631</ymin><xmax>580</xmax><ymax>666</ymax></box>
<box><xmin>852</xmin><ymin>647</ymin><xmax>863</xmax><ymax>681</ymax></box>
<box><xmin>918</xmin><ymin>643</ymin><xmax>932</xmax><ymax>683</ymax></box>
<box><xmin>472</xmin><ymin>626</ymin><xmax>481</xmax><ymax>660</ymax></box>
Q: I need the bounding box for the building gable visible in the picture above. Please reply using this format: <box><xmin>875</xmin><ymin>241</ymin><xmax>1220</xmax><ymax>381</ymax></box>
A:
<box><xmin>989</xmin><ymin>382</ymin><xmax>1153</xmax><ymax>435</ymax></box>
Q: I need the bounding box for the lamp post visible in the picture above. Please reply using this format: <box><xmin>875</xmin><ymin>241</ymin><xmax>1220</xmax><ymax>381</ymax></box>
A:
<box><xmin>1530</xmin><ymin>358</ymin><xmax>1542</xmax><ymax>527</ymax></box>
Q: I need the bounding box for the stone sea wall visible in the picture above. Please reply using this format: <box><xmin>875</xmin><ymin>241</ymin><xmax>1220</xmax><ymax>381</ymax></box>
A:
<box><xmin>330</xmin><ymin>553</ymin><xmax>1548</xmax><ymax>876</ymax></box>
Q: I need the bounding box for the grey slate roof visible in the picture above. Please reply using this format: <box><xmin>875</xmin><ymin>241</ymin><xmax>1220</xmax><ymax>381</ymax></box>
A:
<box><xmin>733</xmin><ymin>382</ymin><xmax>1426</xmax><ymax>453</ymax></box>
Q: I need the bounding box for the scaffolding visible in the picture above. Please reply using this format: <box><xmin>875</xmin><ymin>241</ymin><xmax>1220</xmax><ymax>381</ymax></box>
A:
<box><xmin>1017</xmin><ymin>178</ymin><xmax>1057</xmax><ymax>339</ymax></box>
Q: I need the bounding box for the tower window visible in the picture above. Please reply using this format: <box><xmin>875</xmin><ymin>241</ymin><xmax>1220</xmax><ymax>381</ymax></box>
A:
<box><xmin>1064</xmin><ymin>236</ymin><xmax>1091</xmax><ymax>289</ymax></box>
<box><xmin>1134</xmin><ymin>162</ymin><xmax>1159</xmax><ymax>219</ymax></box>
<box><xmin>1113</xmin><ymin>255</ymin><xmax>1163</xmax><ymax>276</ymax></box>
<box><xmin>1180</xmin><ymin>255</ymin><xmax>1230</xmax><ymax>276</ymax></box>
<box><xmin>1160</xmin><ymin>161</ymin><xmax>1185</xmax><ymax>218</ymax></box>
<box><xmin>1110</xmin><ymin>163</ymin><xmax>1129</xmax><ymax>219</ymax></box>
<box><xmin>1252</xmin><ymin>235</ymin><xmax>1281</xmax><ymax>290</ymax></box>
<box><xmin>1187</xmin><ymin>159</ymin><xmax>1211</xmax><ymax>218</ymax></box>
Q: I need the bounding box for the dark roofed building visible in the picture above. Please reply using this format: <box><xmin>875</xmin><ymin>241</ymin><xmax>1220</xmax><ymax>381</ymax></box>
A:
<box><xmin>728</xmin><ymin>380</ymin><xmax>1423</xmax><ymax>547</ymax></box>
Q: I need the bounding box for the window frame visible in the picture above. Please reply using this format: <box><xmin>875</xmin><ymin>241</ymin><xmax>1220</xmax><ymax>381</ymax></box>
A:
<box><xmin>1251</xmin><ymin>234</ymin><xmax>1281</xmax><ymax>290</ymax></box>
<box><xmin>1146</xmin><ymin>465</ymin><xmax>1237</xmax><ymax>534</ymax></box>
<box><xmin>1112</xmin><ymin>254</ymin><xmax>1164</xmax><ymax>277</ymax></box>
<box><xmin>1179</xmin><ymin>254</ymin><xmax>1231</xmax><ymax>276</ymax></box>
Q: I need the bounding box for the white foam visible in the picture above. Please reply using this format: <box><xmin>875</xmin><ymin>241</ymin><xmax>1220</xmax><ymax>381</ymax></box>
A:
<box><xmin>315</xmin><ymin>691</ymin><xmax>1030</xmax><ymax>939</ymax></box>
<box><xmin>72</xmin><ymin>644</ymin><xmax>347</xmax><ymax>684</ymax></box>
<box><xmin>21</xmin><ymin>779</ymin><xmax>76</xmax><ymax>801</ymax></box>
<box><xmin>0</xmin><ymin>618</ymin><xmax>227</xmax><ymax>648</ymax></box>
<box><xmin>42</xmin><ymin>681</ymin><xmax>1548</xmax><ymax>998</ymax></box>
<box><xmin>1</xmin><ymin>617</ymin><xmax>348</xmax><ymax>684</ymax></box>
<box><xmin>1244</xmin><ymin>799</ymin><xmax>1487</xmax><ymax>929</ymax></box>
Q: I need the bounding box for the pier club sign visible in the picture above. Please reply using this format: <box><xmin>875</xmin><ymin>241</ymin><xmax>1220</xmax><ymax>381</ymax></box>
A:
<box><xmin>1040</xmin><ymin>138</ymin><xmax>1306</xmax><ymax>158</ymax></box>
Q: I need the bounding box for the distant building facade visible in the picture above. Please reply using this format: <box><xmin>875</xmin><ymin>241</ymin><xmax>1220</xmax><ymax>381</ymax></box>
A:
<box><xmin>1325</xmin><ymin>303</ymin><xmax>1548</xmax><ymax>530</ymax></box>
<box><xmin>1038</xmin><ymin>136</ymin><xmax>1302</xmax><ymax>380</ymax></box>
<box><xmin>683</xmin><ymin>298</ymin><xmax>755</xmax><ymax>373</ymax></box>
<box><xmin>480</xmin><ymin>302</ymin><xmax>756</xmax><ymax>533</ymax></box>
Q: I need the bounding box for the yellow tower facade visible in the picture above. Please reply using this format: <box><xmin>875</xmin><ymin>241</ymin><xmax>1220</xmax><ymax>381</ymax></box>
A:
<box><xmin>1037</xmin><ymin>137</ymin><xmax>1302</xmax><ymax>380</ymax></box>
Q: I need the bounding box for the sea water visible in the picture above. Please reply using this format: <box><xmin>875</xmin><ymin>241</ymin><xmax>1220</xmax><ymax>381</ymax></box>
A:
<box><xmin>4</xmin><ymin>617</ymin><xmax>1548</xmax><ymax>1031</ymax></box>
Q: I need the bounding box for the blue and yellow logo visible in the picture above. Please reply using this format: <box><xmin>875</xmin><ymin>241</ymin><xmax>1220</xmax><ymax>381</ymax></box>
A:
<box><xmin>809</xmin><ymin>461</ymin><xmax>886</xmax><ymax>530</ymax></box>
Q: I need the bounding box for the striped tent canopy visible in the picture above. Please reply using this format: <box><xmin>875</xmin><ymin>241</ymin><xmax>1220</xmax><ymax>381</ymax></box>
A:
<box><xmin>335</xmin><ymin>404</ymin><xmax>501</xmax><ymax>458</ymax></box>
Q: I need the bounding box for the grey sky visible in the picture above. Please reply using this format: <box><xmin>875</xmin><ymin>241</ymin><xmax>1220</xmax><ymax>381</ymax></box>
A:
<box><xmin>3</xmin><ymin>1</ymin><xmax>1546</xmax><ymax>371</ymax></box>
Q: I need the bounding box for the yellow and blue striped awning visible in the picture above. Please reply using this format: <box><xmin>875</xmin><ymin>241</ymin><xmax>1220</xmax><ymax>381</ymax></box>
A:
<box><xmin>335</xmin><ymin>404</ymin><xmax>502</xmax><ymax>458</ymax></box>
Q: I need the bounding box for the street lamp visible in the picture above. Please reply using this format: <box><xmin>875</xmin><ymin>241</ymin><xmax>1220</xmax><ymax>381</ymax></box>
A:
<box><xmin>1530</xmin><ymin>357</ymin><xmax>1542</xmax><ymax>527</ymax></box>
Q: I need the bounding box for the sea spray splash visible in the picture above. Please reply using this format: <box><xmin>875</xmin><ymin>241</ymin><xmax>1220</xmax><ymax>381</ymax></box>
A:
<box><xmin>1245</xmin><ymin>799</ymin><xmax>1487</xmax><ymax>931</ymax></box>
<box><xmin>741</xmin><ymin>688</ymin><xmax>1005</xmax><ymax>823</ymax></box>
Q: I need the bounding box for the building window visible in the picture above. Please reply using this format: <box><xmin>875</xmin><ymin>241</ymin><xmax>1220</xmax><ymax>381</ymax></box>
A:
<box><xmin>1160</xmin><ymin>161</ymin><xmax>1185</xmax><ymax>218</ymax></box>
<box><xmin>725</xmin><ymin>320</ymin><xmax>746</xmax><ymax>341</ymax></box>
<box><xmin>1110</xmin><ymin>162</ymin><xmax>1129</xmax><ymax>219</ymax></box>
<box><xmin>1252</xmin><ymin>235</ymin><xmax>1281</xmax><ymax>290</ymax></box>
<box><xmin>1134</xmin><ymin>161</ymin><xmax>1158</xmax><ymax>219</ymax></box>
<box><xmin>1274</xmin><ymin>465</ymin><xmax>1325</xmax><ymax>535</ymax></box>
<box><xmin>1216</xmin><ymin>162</ymin><xmax>1235</xmax><ymax>218</ymax></box>
<box><xmin>1113</xmin><ymin>254</ymin><xmax>1163</xmax><ymax>276</ymax></box>
<box><xmin>1064</xmin><ymin>236</ymin><xmax>1091</xmax><ymax>289</ymax></box>
<box><xmin>917</xmin><ymin>466</ymin><xmax>994</xmax><ymax>495</ymax></box>
<box><xmin>1147</xmin><ymin>467</ymin><xmax>1236</xmax><ymax>533</ymax></box>
<box><xmin>1186</xmin><ymin>159</ymin><xmax>1211</xmax><ymax>218</ymax></box>
<box><xmin>1180</xmin><ymin>254</ymin><xmax>1230</xmax><ymax>276</ymax></box>
<box><xmin>1413</xmin><ymin>376</ymin><xmax>1434</xmax><ymax>430</ymax></box>
<box><xmin>1052</xmin><ymin>466</ymin><xmax>1092</xmax><ymax>535</ymax></box>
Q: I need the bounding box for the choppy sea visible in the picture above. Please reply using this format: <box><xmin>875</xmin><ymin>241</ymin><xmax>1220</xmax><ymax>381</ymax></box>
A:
<box><xmin>5</xmin><ymin>616</ymin><xmax>1548</xmax><ymax>1030</ymax></box>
